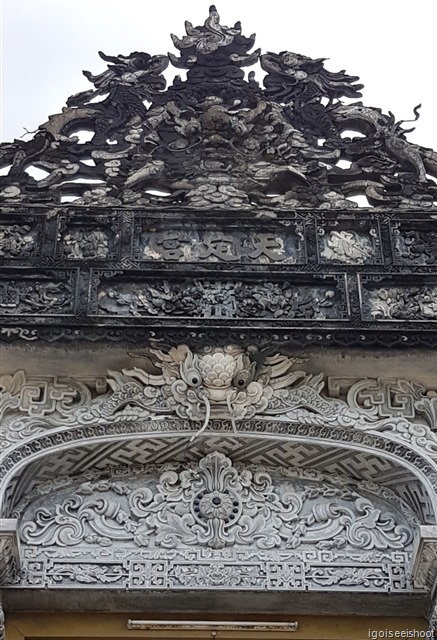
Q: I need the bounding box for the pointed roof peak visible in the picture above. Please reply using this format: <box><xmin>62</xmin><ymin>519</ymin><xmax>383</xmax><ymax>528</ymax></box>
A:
<box><xmin>0</xmin><ymin>8</ymin><xmax>436</xmax><ymax>210</ymax></box>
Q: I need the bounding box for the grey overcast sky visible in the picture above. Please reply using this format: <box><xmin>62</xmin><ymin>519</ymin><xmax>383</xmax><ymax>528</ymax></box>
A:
<box><xmin>1</xmin><ymin>0</ymin><xmax>436</xmax><ymax>151</ymax></box>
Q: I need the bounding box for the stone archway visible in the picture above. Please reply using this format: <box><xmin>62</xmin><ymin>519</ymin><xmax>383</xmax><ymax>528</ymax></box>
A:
<box><xmin>1</xmin><ymin>426</ymin><xmax>437</xmax><ymax>618</ymax></box>
<box><xmin>2</xmin><ymin>345</ymin><xmax>437</xmax><ymax>625</ymax></box>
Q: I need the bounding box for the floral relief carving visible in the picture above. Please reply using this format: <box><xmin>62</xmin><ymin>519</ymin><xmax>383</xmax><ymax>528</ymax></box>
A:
<box><xmin>320</xmin><ymin>230</ymin><xmax>374</xmax><ymax>264</ymax></box>
<box><xmin>172</xmin><ymin>563</ymin><xmax>261</xmax><ymax>587</ymax></box>
<box><xmin>0</xmin><ymin>225</ymin><xmax>35</xmax><ymax>257</ymax></box>
<box><xmin>62</xmin><ymin>229</ymin><xmax>110</xmax><ymax>259</ymax></box>
<box><xmin>20</xmin><ymin>452</ymin><xmax>413</xmax><ymax>552</ymax></box>
<box><xmin>367</xmin><ymin>287</ymin><xmax>437</xmax><ymax>321</ymax></box>
<box><xmin>97</xmin><ymin>279</ymin><xmax>339</xmax><ymax>320</ymax></box>
<box><xmin>393</xmin><ymin>227</ymin><xmax>437</xmax><ymax>265</ymax></box>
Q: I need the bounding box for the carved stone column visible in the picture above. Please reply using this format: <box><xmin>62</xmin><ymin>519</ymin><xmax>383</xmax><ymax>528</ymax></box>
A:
<box><xmin>428</xmin><ymin>600</ymin><xmax>437</xmax><ymax>636</ymax></box>
<box><xmin>411</xmin><ymin>526</ymin><xmax>437</xmax><ymax>593</ymax></box>
<box><xmin>0</xmin><ymin>519</ymin><xmax>20</xmax><ymax>585</ymax></box>
<box><xmin>0</xmin><ymin>600</ymin><xmax>4</xmax><ymax>640</ymax></box>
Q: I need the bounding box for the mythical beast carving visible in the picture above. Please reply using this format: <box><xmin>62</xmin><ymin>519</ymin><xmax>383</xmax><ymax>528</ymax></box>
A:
<box><xmin>1</xmin><ymin>5</ymin><xmax>436</xmax><ymax>208</ymax></box>
<box><xmin>2</xmin><ymin>346</ymin><xmax>437</xmax><ymax>452</ymax></box>
<box><xmin>103</xmin><ymin>345</ymin><xmax>381</xmax><ymax>439</ymax></box>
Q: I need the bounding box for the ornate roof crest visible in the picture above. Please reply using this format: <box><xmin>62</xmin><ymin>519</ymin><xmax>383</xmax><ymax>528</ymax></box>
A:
<box><xmin>0</xmin><ymin>6</ymin><xmax>436</xmax><ymax>209</ymax></box>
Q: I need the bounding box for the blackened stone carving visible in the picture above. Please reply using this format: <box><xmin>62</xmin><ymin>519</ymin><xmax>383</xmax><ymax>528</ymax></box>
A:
<box><xmin>0</xmin><ymin>224</ymin><xmax>35</xmax><ymax>258</ymax></box>
<box><xmin>392</xmin><ymin>222</ymin><xmax>437</xmax><ymax>265</ymax></box>
<box><xmin>0</xmin><ymin>281</ymin><xmax>72</xmax><ymax>315</ymax></box>
<box><xmin>360</xmin><ymin>277</ymin><xmax>437</xmax><ymax>321</ymax></box>
<box><xmin>260</xmin><ymin>50</ymin><xmax>363</xmax><ymax>141</ymax></box>
<box><xmin>319</xmin><ymin>230</ymin><xmax>375</xmax><ymax>264</ymax></box>
<box><xmin>96</xmin><ymin>278</ymin><xmax>343</xmax><ymax>320</ymax></box>
<box><xmin>139</xmin><ymin>227</ymin><xmax>304</xmax><ymax>263</ymax></box>
<box><xmin>1</xmin><ymin>9</ymin><xmax>437</xmax><ymax>347</ymax></box>
<box><xmin>370</xmin><ymin>288</ymin><xmax>437</xmax><ymax>321</ymax></box>
<box><xmin>0</xmin><ymin>271</ymin><xmax>77</xmax><ymax>316</ymax></box>
<box><xmin>1</xmin><ymin>6</ymin><xmax>436</xmax><ymax>209</ymax></box>
<box><xmin>61</xmin><ymin>229</ymin><xmax>110</xmax><ymax>259</ymax></box>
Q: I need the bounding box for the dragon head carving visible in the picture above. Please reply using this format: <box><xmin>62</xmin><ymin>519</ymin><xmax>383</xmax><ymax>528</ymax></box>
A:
<box><xmin>106</xmin><ymin>344</ymin><xmax>310</xmax><ymax>438</ymax></box>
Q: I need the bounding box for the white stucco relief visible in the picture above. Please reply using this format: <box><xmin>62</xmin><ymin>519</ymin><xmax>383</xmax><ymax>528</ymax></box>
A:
<box><xmin>3</xmin><ymin>453</ymin><xmax>418</xmax><ymax>592</ymax></box>
<box><xmin>1</xmin><ymin>345</ymin><xmax>437</xmax><ymax>594</ymax></box>
<box><xmin>19</xmin><ymin>452</ymin><xmax>413</xmax><ymax>551</ymax></box>
<box><xmin>1</xmin><ymin>345</ymin><xmax>436</xmax><ymax>450</ymax></box>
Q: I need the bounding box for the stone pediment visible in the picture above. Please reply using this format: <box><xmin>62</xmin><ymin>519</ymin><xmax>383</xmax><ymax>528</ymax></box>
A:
<box><xmin>0</xmin><ymin>5</ymin><xmax>436</xmax><ymax>210</ymax></box>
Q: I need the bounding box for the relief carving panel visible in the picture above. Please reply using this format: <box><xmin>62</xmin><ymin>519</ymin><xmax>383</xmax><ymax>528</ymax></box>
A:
<box><xmin>0</xmin><ymin>224</ymin><xmax>37</xmax><ymax>258</ymax></box>
<box><xmin>95</xmin><ymin>276</ymin><xmax>346</xmax><ymax>320</ymax></box>
<box><xmin>392</xmin><ymin>221</ymin><xmax>437</xmax><ymax>266</ymax></box>
<box><xmin>359</xmin><ymin>275</ymin><xmax>437</xmax><ymax>322</ymax></box>
<box><xmin>317</xmin><ymin>218</ymin><xmax>381</xmax><ymax>265</ymax></box>
<box><xmin>2</xmin><ymin>346</ymin><xmax>437</xmax><ymax>454</ymax></box>
<box><xmin>20</xmin><ymin>452</ymin><xmax>413</xmax><ymax>552</ymax></box>
<box><xmin>0</xmin><ymin>271</ymin><xmax>77</xmax><ymax>316</ymax></box>
<box><xmin>11</xmin><ymin>454</ymin><xmax>415</xmax><ymax>592</ymax></box>
<box><xmin>56</xmin><ymin>214</ymin><xmax>120</xmax><ymax>260</ymax></box>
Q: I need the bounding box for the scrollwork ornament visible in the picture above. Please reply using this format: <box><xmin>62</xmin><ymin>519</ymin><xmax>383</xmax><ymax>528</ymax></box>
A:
<box><xmin>2</xmin><ymin>347</ymin><xmax>437</xmax><ymax>455</ymax></box>
<box><xmin>19</xmin><ymin>452</ymin><xmax>413</xmax><ymax>553</ymax></box>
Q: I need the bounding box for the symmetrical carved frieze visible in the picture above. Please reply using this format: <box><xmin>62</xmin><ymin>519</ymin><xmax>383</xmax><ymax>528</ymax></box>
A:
<box><xmin>3</xmin><ymin>207</ymin><xmax>437</xmax><ymax>270</ymax></box>
<box><xmin>2</xmin><ymin>346</ymin><xmax>436</xmax><ymax>457</ymax></box>
<box><xmin>1</xmin><ymin>4</ymin><xmax>437</xmax><ymax>615</ymax></box>
<box><xmin>1</xmin><ymin>6</ymin><xmax>437</xmax><ymax>345</ymax></box>
<box><xmin>15</xmin><ymin>547</ymin><xmax>411</xmax><ymax>592</ymax></box>
<box><xmin>0</xmin><ymin>7</ymin><xmax>437</xmax><ymax>210</ymax></box>
<box><xmin>1</xmin><ymin>7</ymin><xmax>436</xmax><ymax>210</ymax></box>
<box><xmin>19</xmin><ymin>452</ymin><xmax>413</xmax><ymax>552</ymax></box>
<box><xmin>1</xmin><ymin>205</ymin><xmax>436</xmax><ymax>344</ymax></box>
<box><xmin>8</xmin><ymin>453</ymin><xmax>415</xmax><ymax>592</ymax></box>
